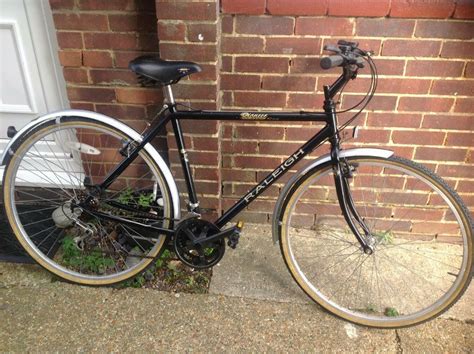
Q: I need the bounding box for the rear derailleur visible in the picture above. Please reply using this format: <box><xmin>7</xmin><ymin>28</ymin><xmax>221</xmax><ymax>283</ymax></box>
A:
<box><xmin>173</xmin><ymin>218</ymin><xmax>243</xmax><ymax>269</ymax></box>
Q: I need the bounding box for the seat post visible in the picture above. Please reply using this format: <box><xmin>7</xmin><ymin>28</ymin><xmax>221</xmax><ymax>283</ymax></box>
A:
<box><xmin>163</xmin><ymin>85</ymin><xmax>175</xmax><ymax>106</ymax></box>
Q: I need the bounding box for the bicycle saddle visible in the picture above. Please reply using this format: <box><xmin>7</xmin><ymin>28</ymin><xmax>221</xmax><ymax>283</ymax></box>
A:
<box><xmin>129</xmin><ymin>56</ymin><xmax>202</xmax><ymax>86</ymax></box>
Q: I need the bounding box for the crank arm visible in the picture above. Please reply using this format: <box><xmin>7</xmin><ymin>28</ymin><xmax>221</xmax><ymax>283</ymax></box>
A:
<box><xmin>192</xmin><ymin>226</ymin><xmax>238</xmax><ymax>246</ymax></box>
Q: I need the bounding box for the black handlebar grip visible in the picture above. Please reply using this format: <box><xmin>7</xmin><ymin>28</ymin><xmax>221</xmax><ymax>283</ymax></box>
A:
<box><xmin>320</xmin><ymin>55</ymin><xmax>344</xmax><ymax>70</ymax></box>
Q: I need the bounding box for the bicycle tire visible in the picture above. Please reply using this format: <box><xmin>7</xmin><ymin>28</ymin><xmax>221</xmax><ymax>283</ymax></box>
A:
<box><xmin>3</xmin><ymin>117</ymin><xmax>173</xmax><ymax>286</ymax></box>
<box><xmin>277</xmin><ymin>155</ymin><xmax>473</xmax><ymax>328</ymax></box>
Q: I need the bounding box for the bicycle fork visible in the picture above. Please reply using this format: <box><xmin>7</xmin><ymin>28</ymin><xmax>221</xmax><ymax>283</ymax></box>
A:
<box><xmin>333</xmin><ymin>160</ymin><xmax>374</xmax><ymax>254</ymax></box>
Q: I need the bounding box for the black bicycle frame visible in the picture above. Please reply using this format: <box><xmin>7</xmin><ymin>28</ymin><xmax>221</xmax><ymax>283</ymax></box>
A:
<box><xmin>95</xmin><ymin>67</ymin><xmax>371</xmax><ymax>250</ymax></box>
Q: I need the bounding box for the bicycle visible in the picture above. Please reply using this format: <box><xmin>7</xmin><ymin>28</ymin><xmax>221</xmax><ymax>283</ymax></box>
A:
<box><xmin>1</xmin><ymin>40</ymin><xmax>472</xmax><ymax>328</ymax></box>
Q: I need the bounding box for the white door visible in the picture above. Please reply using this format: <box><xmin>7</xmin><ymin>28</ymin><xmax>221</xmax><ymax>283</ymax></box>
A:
<box><xmin>0</xmin><ymin>0</ymin><xmax>68</xmax><ymax>154</ymax></box>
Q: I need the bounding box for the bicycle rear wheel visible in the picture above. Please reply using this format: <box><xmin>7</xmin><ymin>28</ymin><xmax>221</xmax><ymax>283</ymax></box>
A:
<box><xmin>3</xmin><ymin>118</ymin><xmax>173</xmax><ymax>285</ymax></box>
<box><xmin>278</xmin><ymin>156</ymin><xmax>473</xmax><ymax>327</ymax></box>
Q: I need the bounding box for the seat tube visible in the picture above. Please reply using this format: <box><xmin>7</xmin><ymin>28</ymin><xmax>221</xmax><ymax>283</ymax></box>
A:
<box><xmin>168</xmin><ymin>100</ymin><xmax>200</xmax><ymax>213</ymax></box>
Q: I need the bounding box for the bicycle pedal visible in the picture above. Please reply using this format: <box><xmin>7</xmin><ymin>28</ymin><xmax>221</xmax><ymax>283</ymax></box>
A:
<box><xmin>227</xmin><ymin>221</ymin><xmax>244</xmax><ymax>249</ymax></box>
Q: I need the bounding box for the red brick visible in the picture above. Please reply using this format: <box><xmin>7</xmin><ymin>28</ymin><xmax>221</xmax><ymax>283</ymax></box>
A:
<box><xmin>49</xmin><ymin>0</ymin><xmax>74</xmax><ymax>10</ymax></box>
<box><xmin>54</xmin><ymin>14</ymin><xmax>108</xmax><ymax>32</ymax></box>
<box><xmin>84</xmin><ymin>33</ymin><xmax>137</xmax><ymax>50</ymax></box>
<box><xmin>235</xmin><ymin>16</ymin><xmax>294</xmax><ymax>35</ymax></box>
<box><xmin>290</xmin><ymin>57</ymin><xmax>327</xmax><ymax>74</ymax></box>
<box><xmin>375</xmin><ymin>59</ymin><xmax>406</xmax><ymax>75</ymax></box>
<box><xmin>193</xmin><ymin>137</ymin><xmax>219</xmax><ymax>151</ymax></box>
<box><xmin>222</xmin><ymin>15</ymin><xmax>233</xmax><ymax>34</ymax></box>
<box><xmin>115</xmin><ymin>87</ymin><xmax>161</xmax><ymax>104</ymax></box>
<box><xmin>195</xmin><ymin>167</ymin><xmax>219</xmax><ymax>181</ymax></box>
<box><xmin>158</xmin><ymin>22</ymin><xmax>186</xmax><ymax>41</ymax></box>
<box><xmin>415</xmin><ymin>147</ymin><xmax>467</xmax><ymax>161</ymax></box>
<box><xmin>222</xmin><ymin>140</ymin><xmax>258</xmax><ymax>154</ymax></box>
<box><xmin>285</xmin><ymin>126</ymin><xmax>321</xmax><ymax>141</ymax></box>
<box><xmin>259</xmin><ymin>141</ymin><xmax>304</xmax><ymax>155</ymax></box>
<box><xmin>221</xmin><ymin>74</ymin><xmax>261</xmax><ymax>90</ymax></box>
<box><xmin>262</xmin><ymin>76</ymin><xmax>316</xmax><ymax>92</ymax></box>
<box><xmin>438</xmin><ymin>164</ymin><xmax>474</xmax><ymax>178</ymax></box>
<box><xmin>390</xmin><ymin>0</ymin><xmax>455</xmax><ymax>18</ymax></box>
<box><xmin>235</xmin><ymin>57</ymin><xmax>288</xmax><ymax>73</ymax></box>
<box><xmin>431</xmin><ymin>80</ymin><xmax>474</xmax><ymax>96</ymax></box>
<box><xmin>356</xmin><ymin>18</ymin><xmax>415</xmax><ymax>37</ymax></box>
<box><xmin>159</xmin><ymin>43</ymin><xmax>216</xmax><ymax>62</ymax></box>
<box><xmin>445</xmin><ymin>132</ymin><xmax>474</xmax><ymax>147</ymax></box>
<box><xmin>157</xmin><ymin>2</ymin><xmax>217</xmax><ymax>21</ymax></box>
<box><xmin>453</xmin><ymin>0</ymin><xmax>474</xmax><ymax>19</ymax></box>
<box><xmin>78</xmin><ymin>0</ymin><xmax>135</xmax><ymax>11</ymax></box>
<box><xmin>342</xmin><ymin>94</ymin><xmax>397</xmax><ymax>111</ymax></box>
<box><xmin>464</xmin><ymin>61</ymin><xmax>474</xmax><ymax>78</ymax></box>
<box><xmin>406</xmin><ymin>60</ymin><xmax>464</xmax><ymax>77</ymax></box>
<box><xmin>265</xmin><ymin>37</ymin><xmax>322</xmax><ymax>55</ymax></box>
<box><xmin>296</xmin><ymin>17</ymin><xmax>353</xmax><ymax>36</ymax></box>
<box><xmin>382</xmin><ymin>40</ymin><xmax>441</xmax><ymax>57</ymax></box>
<box><xmin>415</xmin><ymin>21</ymin><xmax>474</xmax><ymax>40</ymax></box>
<box><xmin>328</xmin><ymin>0</ymin><xmax>390</xmax><ymax>17</ymax></box>
<box><xmin>67</xmin><ymin>87</ymin><xmax>116</xmax><ymax>103</ymax></box>
<box><xmin>398</xmin><ymin>97</ymin><xmax>454</xmax><ymax>112</ymax></box>
<box><xmin>90</xmin><ymin>69</ymin><xmax>136</xmax><ymax>85</ymax></box>
<box><xmin>109</xmin><ymin>13</ymin><xmax>157</xmax><ymax>32</ymax></box>
<box><xmin>422</xmin><ymin>114</ymin><xmax>473</xmax><ymax>131</ymax></box>
<box><xmin>221</xmin><ymin>36</ymin><xmax>264</xmax><ymax>54</ymax></box>
<box><xmin>221</xmin><ymin>0</ymin><xmax>265</xmax><ymax>14</ymax></box>
<box><xmin>58</xmin><ymin>50</ymin><xmax>82</xmax><ymax>67</ymax></box>
<box><xmin>181</xmin><ymin>121</ymin><xmax>219</xmax><ymax>135</ymax></box>
<box><xmin>221</xmin><ymin>56</ymin><xmax>232</xmax><ymax>72</ymax></box>
<box><xmin>234</xmin><ymin>156</ymin><xmax>282</xmax><ymax>170</ymax></box>
<box><xmin>82</xmin><ymin>51</ymin><xmax>113</xmax><ymax>68</ymax></box>
<box><xmin>454</xmin><ymin>98</ymin><xmax>474</xmax><ymax>113</ymax></box>
<box><xmin>189</xmin><ymin>64</ymin><xmax>218</xmax><ymax>81</ymax></box>
<box><xmin>287</xmin><ymin>93</ymin><xmax>324</xmax><ymax>110</ymax></box>
<box><xmin>187</xmin><ymin>23</ymin><xmax>217</xmax><ymax>43</ymax></box>
<box><xmin>234</xmin><ymin>91</ymin><xmax>287</xmax><ymax>108</ymax></box>
<box><xmin>267</xmin><ymin>0</ymin><xmax>327</xmax><ymax>15</ymax></box>
<box><xmin>235</xmin><ymin>125</ymin><xmax>285</xmax><ymax>140</ymax></box>
<box><xmin>174</xmin><ymin>84</ymin><xmax>217</xmax><ymax>100</ymax></box>
<box><xmin>392</xmin><ymin>131</ymin><xmax>445</xmax><ymax>145</ymax></box>
<box><xmin>187</xmin><ymin>151</ymin><xmax>218</xmax><ymax>166</ymax></box>
<box><xmin>440</xmin><ymin>41</ymin><xmax>474</xmax><ymax>59</ymax></box>
<box><xmin>356</xmin><ymin>129</ymin><xmax>391</xmax><ymax>144</ymax></box>
<box><xmin>63</xmin><ymin>68</ymin><xmax>88</xmax><ymax>84</ymax></box>
<box><xmin>57</xmin><ymin>32</ymin><xmax>83</xmax><ymax>49</ymax></box>
<box><xmin>95</xmin><ymin>104</ymin><xmax>146</xmax><ymax>120</ymax></box>
<box><xmin>367</xmin><ymin>113</ymin><xmax>422</xmax><ymax>128</ymax></box>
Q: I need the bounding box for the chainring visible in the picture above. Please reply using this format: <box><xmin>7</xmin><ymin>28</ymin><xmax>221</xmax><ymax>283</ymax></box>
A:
<box><xmin>173</xmin><ymin>218</ymin><xmax>225</xmax><ymax>269</ymax></box>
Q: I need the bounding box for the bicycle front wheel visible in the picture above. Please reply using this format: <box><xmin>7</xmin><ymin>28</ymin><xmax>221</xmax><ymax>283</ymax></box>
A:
<box><xmin>3</xmin><ymin>118</ymin><xmax>173</xmax><ymax>286</ymax></box>
<box><xmin>278</xmin><ymin>156</ymin><xmax>473</xmax><ymax>327</ymax></box>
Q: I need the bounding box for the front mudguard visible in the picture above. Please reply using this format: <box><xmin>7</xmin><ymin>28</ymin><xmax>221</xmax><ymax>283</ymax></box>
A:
<box><xmin>271</xmin><ymin>148</ymin><xmax>394</xmax><ymax>244</ymax></box>
<box><xmin>1</xmin><ymin>109</ymin><xmax>181</xmax><ymax>221</ymax></box>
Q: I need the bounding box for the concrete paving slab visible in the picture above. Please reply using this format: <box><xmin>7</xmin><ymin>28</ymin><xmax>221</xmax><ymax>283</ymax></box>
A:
<box><xmin>210</xmin><ymin>223</ymin><xmax>474</xmax><ymax>322</ymax></box>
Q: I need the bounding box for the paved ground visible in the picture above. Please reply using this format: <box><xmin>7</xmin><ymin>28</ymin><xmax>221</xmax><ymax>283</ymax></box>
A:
<box><xmin>0</xmin><ymin>223</ymin><xmax>472</xmax><ymax>352</ymax></box>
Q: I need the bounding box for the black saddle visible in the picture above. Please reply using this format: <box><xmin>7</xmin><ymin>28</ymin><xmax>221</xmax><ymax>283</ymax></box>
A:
<box><xmin>129</xmin><ymin>56</ymin><xmax>202</xmax><ymax>86</ymax></box>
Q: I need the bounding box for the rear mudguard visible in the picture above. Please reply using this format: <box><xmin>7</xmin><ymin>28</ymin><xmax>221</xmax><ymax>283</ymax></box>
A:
<box><xmin>0</xmin><ymin>109</ymin><xmax>180</xmax><ymax>221</ymax></box>
<box><xmin>271</xmin><ymin>148</ymin><xmax>394</xmax><ymax>244</ymax></box>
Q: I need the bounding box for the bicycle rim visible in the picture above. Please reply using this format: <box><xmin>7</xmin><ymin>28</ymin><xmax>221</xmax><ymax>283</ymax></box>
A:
<box><xmin>279</xmin><ymin>156</ymin><xmax>473</xmax><ymax>327</ymax></box>
<box><xmin>3</xmin><ymin>120</ymin><xmax>172</xmax><ymax>285</ymax></box>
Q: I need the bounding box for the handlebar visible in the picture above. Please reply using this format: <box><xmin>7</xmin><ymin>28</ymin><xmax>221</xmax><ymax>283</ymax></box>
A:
<box><xmin>320</xmin><ymin>40</ymin><xmax>368</xmax><ymax>70</ymax></box>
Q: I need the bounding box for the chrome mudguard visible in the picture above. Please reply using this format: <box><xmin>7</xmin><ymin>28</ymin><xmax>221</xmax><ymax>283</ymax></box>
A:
<box><xmin>1</xmin><ymin>109</ymin><xmax>180</xmax><ymax>220</ymax></box>
<box><xmin>271</xmin><ymin>148</ymin><xmax>394</xmax><ymax>244</ymax></box>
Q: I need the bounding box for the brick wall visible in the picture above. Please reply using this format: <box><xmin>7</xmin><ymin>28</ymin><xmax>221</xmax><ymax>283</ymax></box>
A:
<box><xmin>51</xmin><ymin>0</ymin><xmax>473</xmax><ymax>222</ymax></box>
<box><xmin>50</xmin><ymin>0</ymin><xmax>168</xmax><ymax>156</ymax></box>
<box><xmin>215</xmin><ymin>1</ymin><xmax>474</xmax><ymax>222</ymax></box>
<box><xmin>222</xmin><ymin>0</ymin><xmax>473</xmax><ymax>222</ymax></box>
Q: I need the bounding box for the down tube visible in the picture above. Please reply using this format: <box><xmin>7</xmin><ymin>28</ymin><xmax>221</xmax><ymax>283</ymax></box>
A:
<box><xmin>215</xmin><ymin>125</ymin><xmax>331</xmax><ymax>228</ymax></box>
